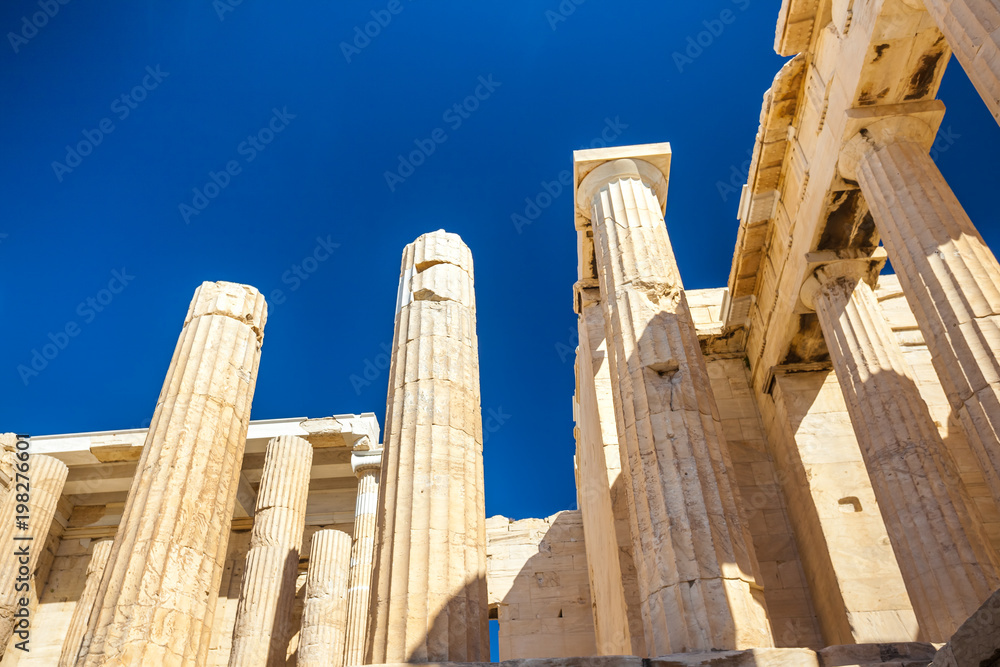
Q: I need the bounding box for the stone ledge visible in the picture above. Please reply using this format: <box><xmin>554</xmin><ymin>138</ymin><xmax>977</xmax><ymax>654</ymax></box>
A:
<box><xmin>819</xmin><ymin>642</ymin><xmax>938</xmax><ymax>666</ymax></box>
<box><xmin>371</xmin><ymin>643</ymin><xmax>939</xmax><ymax>667</ymax></box>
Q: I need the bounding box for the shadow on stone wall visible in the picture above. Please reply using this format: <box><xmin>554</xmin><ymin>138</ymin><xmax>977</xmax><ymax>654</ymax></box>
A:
<box><xmin>486</xmin><ymin>511</ymin><xmax>597</xmax><ymax>661</ymax></box>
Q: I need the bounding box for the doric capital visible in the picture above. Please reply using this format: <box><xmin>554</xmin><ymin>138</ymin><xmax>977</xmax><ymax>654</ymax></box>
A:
<box><xmin>799</xmin><ymin>252</ymin><xmax>885</xmax><ymax>311</ymax></box>
<box><xmin>838</xmin><ymin>109</ymin><xmax>942</xmax><ymax>180</ymax></box>
<box><xmin>576</xmin><ymin>158</ymin><xmax>668</xmax><ymax>218</ymax></box>
<box><xmin>351</xmin><ymin>449</ymin><xmax>383</xmax><ymax>476</ymax></box>
<box><xmin>573</xmin><ymin>143</ymin><xmax>671</xmax><ymax>224</ymax></box>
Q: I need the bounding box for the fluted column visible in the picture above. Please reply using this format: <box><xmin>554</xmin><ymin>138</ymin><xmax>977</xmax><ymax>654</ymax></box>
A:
<box><xmin>229</xmin><ymin>435</ymin><xmax>313</xmax><ymax>666</ymax></box>
<box><xmin>78</xmin><ymin>281</ymin><xmax>267</xmax><ymax>666</ymax></box>
<box><xmin>0</xmin><ymin>453</ymin><xmax>68</xmax><ymax>657</ymax></box>
<box><xmin>842</xmin><ymin>128</ymin><xmax>1000</xmax><ymax>507</ymax></box>
<box><xmin>58</xmin><ymin>540</ymin><xmax>113</xmax><ymax>667</ymax></box>
<box><xmin>575</xmin><ymin>149</ymin><xmax>771</xmax><ymax>656</ymax></box>
<box><xmin>919</xmin><ymin>0</ymin><xmax>1000</xmax><ymax>124</ymax></box>
<box><xmin>298</xmin><ymin>529</ymin><xmax>352</xmax><ymax>667</ymax></box>
<box><xmin>802</xmin><ymin>260</ymin><xmax>1000</xmax><ymax>640</ymax></box>
<box><xmin>368</xmin><ymin>230</ymin><xmax>489</xmax><ymax>663</ymax></box>
<box><xmin>344</xmin><ymin>449</ymin><xmax>382</xmax><ymax>665</ymax></box>
<box><xmin>574</xmin><ymin>287</ymin><xmax>641</xmax><ymax>656</ymax></box>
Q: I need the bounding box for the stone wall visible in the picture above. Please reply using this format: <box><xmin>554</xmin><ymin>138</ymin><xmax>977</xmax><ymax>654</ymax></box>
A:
<box><xmin>486</xmin><ymin>512</ymin><xmax>597</xmax><ymax>660</ymax></box>
<box><xmin>706</xmin><ymin>356</ymin><xmax>824</xmax><ymax>649</ymax></box>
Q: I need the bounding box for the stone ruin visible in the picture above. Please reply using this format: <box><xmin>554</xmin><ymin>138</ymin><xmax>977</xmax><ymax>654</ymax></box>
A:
<box><xmin>4</xmin><ymin>0</ymin><xmax>1000</xmax><ymax>664</ymax></box>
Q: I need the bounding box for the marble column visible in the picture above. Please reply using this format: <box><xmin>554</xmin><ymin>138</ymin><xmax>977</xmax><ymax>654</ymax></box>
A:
<box><xmin>575</xmin><ymin>148</ymin><xmax>772</xmax><ymax>656</ymax></box>
<box><xmin>343</xmin><ymin>448</ymin><xmax>382</xmax><ymax>665</ymax></box>
<box><xmin>298</xmin><ymin>529</ymin><xmax>352</xmax><ymax>667</ymax></box>
<box><xmin>842</xmin><ymin>128</ymin><xmax>1000</xmax><ymax>508</ymax></box>
<box><xmin>368</xmin><ymin>230</ymin><xmax>489</xmax><ymax>663</ymax></box>
<box><xmin>0</xmin><ymin>453</ymin><xmax>68</xmax><ymax>658</ymax></box>
<box><xmin>802</xmin><ymin>260</ymin><xmax>1000</xmax><ymax>640</ymax></box>
<box><xmin>574</xmin><ymin>285</ymin><xmax>642</xmax><ymax>656</ymax></box>
<box><xmin>919</xmin><ymin>0</ymin><xmax>1000</xmax><ymax>124</ymax></box>
<box><xmin>78</xmin><ymin>281</ymin><xmax>267</xmax><ymax>666</ymax></box>
<box><xmin>58</xmin><ymin>540</ymin><xmax>113</xmax><ymax>667</ymax></box>
<box><xmin>229</xmin><ymin>435</ymin><xmax>313</xmax><ymax>666</ymax></box>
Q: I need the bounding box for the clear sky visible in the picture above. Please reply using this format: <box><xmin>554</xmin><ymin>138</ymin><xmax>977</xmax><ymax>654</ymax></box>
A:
<box><xmin>4</xmin><ymin>0</ymin><xmax>999</xmax><ymax>558</ymax></box>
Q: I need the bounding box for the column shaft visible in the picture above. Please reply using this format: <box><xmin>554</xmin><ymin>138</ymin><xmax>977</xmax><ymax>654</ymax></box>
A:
<box><xmin>581</xmin><ymin>158</ymin><xmax>771</xmax><ymax>656</ymax></box>
<box><xmin>229</xmin><ymin>435</ymin><xmax>313</xmax><ymax>666</ymax></box>
<box><xmin>857</xmin><ymin>140</ymin><xmax>1000</xmax><ymax>504</ymax></box>
<box><xmin>58</xmin><ymin>540</ymin><xmax>113</xmax><ymax>667</ymax></box>
<box><xmin>298</xmin><ymin>529</ymin><xmax>352</xmax><ymax>667</ymax></box>
<box><xmin>575</xmin><ymin>295</ymin><xmax>641</xmax><ymax>655</ymax></box>
<box><xmin>809</xmin><ymin>269</ymin><xmax>1000</xmax><ymax>640</ymax></box>
<box><xmin>922</xmin><ymin>0</ymin><xmax>1000</xmax><ymax>124</ymax></box>
<box><xmin>344</xmin><ymin>453</ymin><xmax>381</xmax><ymax>665</ymax></box>
<box><xmin>368</xmin><ymin>231</ymin><xmax>489</xmax><ymax>663</ymax></box>
<box><xmin>79</xmin><ymin>281</ymin><xmax>267</xmax><ymax>666</ymax></box>
<box><xmin>0</xmin><ymin>453</ymin><xmax>68</xmax><ymax>657</ymax></box>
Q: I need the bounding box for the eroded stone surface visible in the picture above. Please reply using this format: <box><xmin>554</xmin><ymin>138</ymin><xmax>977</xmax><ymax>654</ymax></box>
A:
<box><xmin>298</xmin><ymin>529</ymin><xmax>352</xmax><ymax>667</ymax></box>
<box><xmin>575</xmin><ymin>148</ymin><xmax>772</xmax><ymax>656</ymax></box>
<box><xmin>369</xmin><ymin>230</ymin><xmax>489</xmax><ymax>663</ymax></box>
<box><xmin>228</xmin><ymin>435</ymin><xmax>313</xmax><ymax>666</ymax></box>
<box><xmin>929</xmin><ymin>588</ymin><xmax>1000</xmax><ymax>666</ymax></box>
<box><xmin>805</xmin><ymin>262</ymin><xmax>1000</xmax><ymax>640</ymax></box>
<box><xmin>344</xmin><ymin>448</ymin><xmax>382</xmax><ymax>665</ymax></box>
<box><xmin>57</xmin><ymin>539</ymin><xmax>112</xmax><ymax>667</ymax></box>
<box><xmin>78</xmin><ymin>281</ymin><xmax>267</xmax><ymax>666</ymax></box>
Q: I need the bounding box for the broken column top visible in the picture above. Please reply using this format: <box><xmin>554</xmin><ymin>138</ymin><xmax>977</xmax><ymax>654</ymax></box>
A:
<box><xmin>185</xmin><ymin>281</ymin><xmax>268</xmax><ymax>342</ymax></box>
<box><xmin>407</xmin><ymin>229</ymin><xmax>474</xmax><ymax>276</ymax></box>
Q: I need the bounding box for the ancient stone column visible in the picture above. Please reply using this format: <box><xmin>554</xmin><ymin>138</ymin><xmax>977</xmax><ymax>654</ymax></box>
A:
<box><xmin>58</xmin><ymin>540</ymin><xmax>113</xmax><ymax>667</ymax></box>
<box><xmin>801</xmin><ymin>260</ymin><xmax>1000</xmax><ymax>640</ymax></box>
<box><xmin>574</xmin><ymin>284</ymin><xmax>642</xmax><ymax>656</ymax></box>
<box><xmin>298</xmin><ymin>529</ymin><xmax>352</xmax><ymax>667</ymax></box>
<box><xmin>229</xmin><ymin>435</ymin><xmax>313</xmax><ymax>666</ymax></box>
<box><xmin>842</xmin><ymin>127</ymin><xmax>1000</xmax><ymax>507</ymax></box>
<box><xmin>918</xmin><ymin>0</ymin><xmax>1000</xmax><ymax>124</ymax></box>
<box><xmin>78</xmin><ymin>281</ymin><xmax>267</xmax><ymax>666</ymax></box>
<box><xmin>0</xmin><ymin>453</ymin><xmax>68</xmax><ymax>658</ymax></box>
<box><xmin>343</xmin><ymin>448</ymin><xmax>382</xmax><ymax>665</ymax></box>
<box><xmin>368</xmin><ymin>230</ymin><xmax>489</xmax><ymax>663</ymax></box>
<box><xmin>574</xmin><ymin>147</ymin><xmax>772</xmax><ymax>656</ymax></box>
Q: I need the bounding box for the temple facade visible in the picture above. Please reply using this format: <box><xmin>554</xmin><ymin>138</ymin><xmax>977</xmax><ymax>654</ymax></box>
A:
<box><xmin>4</xmin><ymin>0</ymin><xmax>1000</xmax><ymax>664</ymax></box>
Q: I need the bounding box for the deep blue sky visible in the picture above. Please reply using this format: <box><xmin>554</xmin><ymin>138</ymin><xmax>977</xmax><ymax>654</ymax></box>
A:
<box><xmin>4</xmin><ymin>0</ymin><xmax>1000</xmax><ymax>526</ymax></box>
